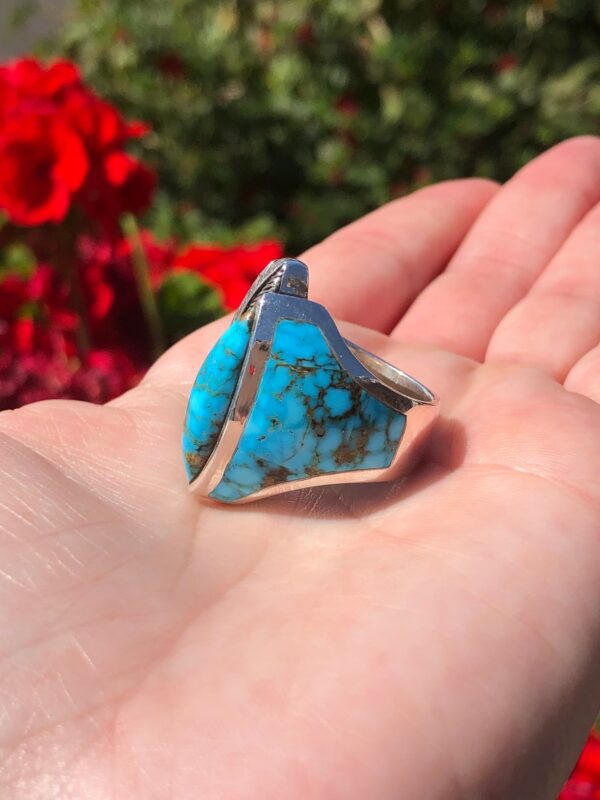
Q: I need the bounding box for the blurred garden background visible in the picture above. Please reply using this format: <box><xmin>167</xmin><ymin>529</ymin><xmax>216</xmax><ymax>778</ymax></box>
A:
<box><xmin>0</xmin><ymin>0</ymin><xmax>599</xmax><ymax>794</ymax></box>
<box><xmin>1</xmin><ymin>0</ymin><xmax>600</xmax><ymax>404</ymax></box>
<box><xmin>33</xmin><ymin>0</ymin><xmax>600</xmax><ymax>254</ymax></box>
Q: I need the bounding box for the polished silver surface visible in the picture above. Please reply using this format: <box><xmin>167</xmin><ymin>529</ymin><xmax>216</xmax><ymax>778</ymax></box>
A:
<box><xmin>235</xmin><ymin>258</ymin><xmax>309</xmax><ymax>321</ymax></box>
<box><xmin>190</xmin><ymin>258</ymin><xmax>439</xmax><ymax>503</ymax></box>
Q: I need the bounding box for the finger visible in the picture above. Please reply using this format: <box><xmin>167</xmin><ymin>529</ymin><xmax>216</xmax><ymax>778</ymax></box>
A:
<box><xmin>301</xmin><ymin>178</ymin><xmax>497</xmax><ymax>332</ymax></box>
<box><xmin>485</xmin><ymin>200</ymin><xmax>600</xmax><ymax>380</ymax></box>
<box><xmin>125</xmin><ymin>179</ymin><xmax>495</xmax><ymax>395</ymax></box>
<box><xmin>564</xmin><ymin>344</ymin><xmax>600</xmax><ymax>403</ymax></box>
<box><xmin>392</xmin><ymin>136</ymin><xmax>600</xmax><ymax>358</ymax></box>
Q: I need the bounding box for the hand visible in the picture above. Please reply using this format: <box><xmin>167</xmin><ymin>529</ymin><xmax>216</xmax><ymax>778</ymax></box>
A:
<box><xmin>1</xmin><ymin>137</ymin><xmax>599</xmax><ymax>800</ymax></box>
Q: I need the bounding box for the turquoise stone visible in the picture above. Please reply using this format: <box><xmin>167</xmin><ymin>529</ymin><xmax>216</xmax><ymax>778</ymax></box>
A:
<box><xmin>182</xmin><ymin>319</ymin><xmax>250</xmax><ymax>482</ymax></box>
<box><xmin>210</xmin><ymin>319</ymin><xmax>406</xmax><ymax>502</ymax></box>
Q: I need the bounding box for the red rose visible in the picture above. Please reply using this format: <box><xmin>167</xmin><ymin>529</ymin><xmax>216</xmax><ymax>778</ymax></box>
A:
<box><xmin>175</xmin><ymin>240</ymin><xmax>283</xmax><ymax>309</ymax></box>
<box><xmin>0</xmin><ymin>111</ymin><xmax>88</xmax><ymax>225</ymax></box>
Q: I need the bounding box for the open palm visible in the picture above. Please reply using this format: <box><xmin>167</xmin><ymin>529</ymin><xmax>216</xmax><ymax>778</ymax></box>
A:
<box><xmin>1</xmin><ymin>137</ymin><xmax>599</xmax><ymax>800</ymax></box>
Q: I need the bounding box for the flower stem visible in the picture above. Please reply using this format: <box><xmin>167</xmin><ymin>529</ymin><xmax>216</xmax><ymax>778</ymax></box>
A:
<box><xmin>121</xmin><ymin>213</ymin><xmax>165</xmax><ymax>360</ymax></box>
<box><xmin>52</xmin><ymin>218</ymin><xmax>91</xmax><ymax>356</ymax></box>
<box><xmin>69</xmin><ymin>263</ymin><xmax>92</xmax><ymax>355</ymax></box>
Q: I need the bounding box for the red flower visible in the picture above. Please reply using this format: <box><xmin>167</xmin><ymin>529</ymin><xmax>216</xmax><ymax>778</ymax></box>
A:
<box><xmin>63</xmin><ymin>92</ymin><xmax>155</xmax><ymax>234</ymax></box>
<box><xmin>0</xmin><ymin>111</ymin><xmax>88</xmax><ymax>225</ymax></box>
<box><xmin>0</xmin><ymin>263</ymin><xmax>77</xmax><ymax>410</ymax></box>
<box><xmin>0</xmin><ymin>345</ymin><xmax>138</xmax><ymax>409</ymax></box>
<box><xmin>100</xmin><ymin>151</ymin><xmax>156</xmax><ymax>218</ymax></box>
<box><xmin>62</xmin><ymin>89</ymin><xmax>156</xmax><ymax>232</ymax></box>
<box><xmin>295</xmin><ymin>21</ymin><xmax>315</xmax><ymax>46</ymax></box>
<box><xmin>0</xmin><ymin>258</ymin><xmax>142</xmax><ymax>409</ymax></box>
<box><xmin>34</xmin><ymin>59</ymin><xmax>80</xmax><ymax>99</ymax></box>
<box><xmin>0</xmin><ymin>273</ymin><xmax>28</xmax><ymax>319</ymax></box>
<box><xmin>0</xmin><ymin>57</ymin><xmax>155</xmax><ymax>232</ymax></box>
<box><xmin>0</xmin><ymin>350</ymin><xmax>73</xmax><ymax>410</ymax></box>
<box><xmin>559</xmin><ymin>779</ymin><xmax>600</xmax><ymax>800</ymax></box>
<box><xmin>69</xmin><ymin>348</ymin><xmax>140</xmax><ymax>404</ymax></box>
<box><xmin>0</xmin><ymin>57</ymin><xmax>80</xmax><ymax>122</ymax></box>
<box><xmin>63</xmin><ymin>90</ymin><xmax>129</xmax><ymax>153</ymax></box>
<box><xmin>335</xmin><ymin>94</ymin><xmax>360</xmax><ymax>118</ymax></box>
<box><xmin>559</xmin><ymin>734</ymin><xmax>600</xmax><ymax>800</ymax></box>
<box><xmin>577</xmin><ymin>735</ymin><xmax>600</xmax><ymax>781</ymax></box>
<box><xmin>158</xmin><ymin>53</ymin><xmax>186</xmax><ymax>79</ymax></box>
<box><xmin>0</xmin><ymin>265</ymin><xmax>78</xmax><ymax>363</ymax></box>
<box><xmin>497</xmin><ymin>54</ymin><xmax>518</xmax><ymax>73</ymax></box>
<box><xmin>483</xmin><ymin>3</ymin><xmax>507</xmax><ymax>23</ymax></box>
<box><xmin>174</xmin><ymin>240</ymin><xmax>283</xmax><ymax>309</ymax></box>
<box><xmin>77</xmin><ymin>231</ymin><xmax>175</xmax><ymax>360</ymax></box>
<box><xmin>125</xmin><ymin>120</ymin><xmax>151</xmax><ymax>138</ymax></box>
<box><xmin>12</xmin><ymin>316</ymin><xmax>35</xmax><ymax>351</ymax></box>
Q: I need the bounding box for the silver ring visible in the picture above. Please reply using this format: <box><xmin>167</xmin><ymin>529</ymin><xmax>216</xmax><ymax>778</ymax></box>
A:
<box><xmin>183</xmin><ymin>258</ymin><xmax>439</xmax><ymax>504</ymax></box>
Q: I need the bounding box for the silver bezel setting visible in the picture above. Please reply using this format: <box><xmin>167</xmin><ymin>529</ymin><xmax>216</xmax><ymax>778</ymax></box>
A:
<box><xmin>188</xmin><ymin>259</ymin><xmax>439</xmax><ymax>503</ymax></box>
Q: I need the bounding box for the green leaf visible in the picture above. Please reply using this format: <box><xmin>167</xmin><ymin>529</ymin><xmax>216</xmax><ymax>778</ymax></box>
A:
<box><xmin>17</xmin><ymin>301</ymin><xmax>39</xmax><ymax>319</ymax></box>
<box><xmin>157</xmin><ymin>270</ymin><xmax>225</xmax><ymax>344</ymax></box>
<box><xmin>7</xmin><ymin>0</ymin><xmax>37</xmax><ymax>29</ymax></box>
<box><xmin>0</xmin><ymin>243</ymin><xmax>37</xmax><ymax>278</ymax></box>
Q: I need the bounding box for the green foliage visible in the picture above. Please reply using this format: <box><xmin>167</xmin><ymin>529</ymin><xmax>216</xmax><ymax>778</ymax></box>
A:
<box><xmin>58</xmin><ymin>0</ymin><xmax>600</xmax><ymax>252</ymax></box>
<box><xmin>0</xmin><ymin>242</ymin><xmax>36</xmax><ymax>278</ymax></box>
<box><xmin>157</xmin><ymin>270</ymin><xmax>225</xmax><ymax>344</ymax></box>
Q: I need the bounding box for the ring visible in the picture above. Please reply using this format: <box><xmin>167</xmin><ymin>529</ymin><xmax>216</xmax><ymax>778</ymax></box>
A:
<box><xmin>182</xmin><ymin>258</ymin><xmax>439</xmax><ymax>504</ymax></box>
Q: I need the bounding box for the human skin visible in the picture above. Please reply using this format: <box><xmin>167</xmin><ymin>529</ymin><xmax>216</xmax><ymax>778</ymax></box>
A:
<box><xmin>0</xmin><ymin>136</ymin><xmax>599</xmax><ymax>799</ymax></box>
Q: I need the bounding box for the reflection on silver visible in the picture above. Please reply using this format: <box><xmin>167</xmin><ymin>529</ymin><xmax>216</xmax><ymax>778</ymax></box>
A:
<box><xmin>190</xmin><ymin>258</ymin><xmax>439</xmax><ymax>503</ymax></box>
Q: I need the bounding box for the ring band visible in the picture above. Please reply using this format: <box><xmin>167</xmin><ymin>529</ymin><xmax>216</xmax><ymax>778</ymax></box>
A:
<box><xmin>183</xmin><ymin>258</ymin><xmax>439</xmax><ymax>504</ymax></box>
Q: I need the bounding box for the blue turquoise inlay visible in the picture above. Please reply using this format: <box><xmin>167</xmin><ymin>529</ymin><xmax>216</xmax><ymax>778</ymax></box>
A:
<box><xmin>182</xmin><ymin>319</ymin><xmax>250</xmax><ymax>482</ymax></box>
<box><xmin>210</xmin><ymin>319</ymin><xmax>406</xmax><ymax>502</ymax></box>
